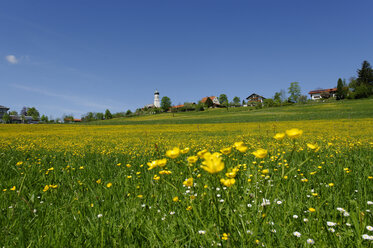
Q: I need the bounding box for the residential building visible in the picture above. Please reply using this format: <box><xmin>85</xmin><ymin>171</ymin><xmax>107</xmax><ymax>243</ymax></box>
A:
<box><xmin>246</xmin><ymin>93</ymin><xmax>265</xmax><ymax>105</ymax></box>
<box><xmin>308</xmin><ymin>88</ymin><xmax>337</xmax><ymax>100</ymax></box>
<box><xmin>0</xmin><ymin>105</ymin><xmax>10</xmax><ymax>120</ymax></box>
<box><xmin>201</xmin><ymin>96</ymin><xmax>220</xmax><ymax>107</ymax></box>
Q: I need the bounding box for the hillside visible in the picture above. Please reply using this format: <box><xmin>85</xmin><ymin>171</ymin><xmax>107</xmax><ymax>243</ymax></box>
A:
<box><xmin>85</xmin><ymin>99</ymin><xmax>373</xmax><ymax>125</ymax></box>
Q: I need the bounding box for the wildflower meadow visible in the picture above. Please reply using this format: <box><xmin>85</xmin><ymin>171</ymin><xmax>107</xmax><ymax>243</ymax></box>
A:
<box><xmin>1</xmin><ymin>119</ymin><xmax>373</xmax><ymax>247</ymax></box>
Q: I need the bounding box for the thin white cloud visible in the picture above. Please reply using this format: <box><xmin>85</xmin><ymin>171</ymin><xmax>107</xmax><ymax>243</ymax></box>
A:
<box><xmin>6</xmin><ymin>55</ymin><xmax>18</xmax><ymax>64</ymax></box>
<box><xmin>10</xmin><ymin>83</ymin><xmax>119</xmax><ymax>111</ymax></box>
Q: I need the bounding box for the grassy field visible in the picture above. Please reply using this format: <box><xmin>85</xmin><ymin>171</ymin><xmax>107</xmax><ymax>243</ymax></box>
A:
<box><xmin>1</xmin><ymin>117</ymin><xmax>373</xmax><ymax>247</ymax></box>
<box><xmin>86</xmin><ymin>98</ymin><xmax>373</xmax><ymax>125</ymax></box>
<box><xmin>2</xmin><ymin>100</ymin><xmax>373</xmax><ymax>247</ymax></box>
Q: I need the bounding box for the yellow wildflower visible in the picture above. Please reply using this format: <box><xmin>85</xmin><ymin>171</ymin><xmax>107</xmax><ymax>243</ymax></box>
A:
<box><xmin>186</xmin><ymin>206</ymin><xmax>192</xmax><ymax>211</ymax></box>
<box><xmin>147</xmin><ymin>160</ymin><xmax>158</xmax><ymax>170</ymax></box>
<box><xmin>201</xmin><ymin>153</ymin><xmax>224</xmax><ymax>174</ymax></box>
<box><xmin>252</xmin><ymin>149</ymin><xmax>268</xmax><ymax>159</ymax></box>
<box><xmin>309</xmin><ymin>207</ymin><xmax>316</xmax><ymax>212</ymax></box>
<box><xmin>261</xmin><ymin>169</ymin><xmax>269</xmax><ymax>174</ymax></box>
<box><xmin>166</xmin><ymin>147</ymin><xmax>180</xmax><ymax>159</ymax></box>
<box><xmin>187</xmin><ymin>156</ymin><xmax>198</xmax><ymax>164</ymax></box>
<box><xmin>180</xmin><ymin>147</ymin><xmax>190</xmax><ymax>154</ymax></box>
<box><xmin>10</xmin><ymin>186</ymin><xmax>16</xmax><ymax>191</ymax></box>
<box><xmin>197</xmin><ymin>149</ymin><xmax>208</xmax><ymax>158</ymax></box>
<box><xmin>274</xmin><ymin>133</ymin><xmax>285</xmax><ymax>140</ymax></box>
<box><xmin>43</xmin><ymin>185</ymin><xmax>49</xmax><ymax>192</ymax></box>
<box><xmin>153</xmin><ymin>175</ymin><xmax>160</xmax><ymax>180</ymax></box>
<box><xmin>173</xmin><ymin>196</ymin><xmax>179</xmax><ymax>202</ymax></box>
<box><xmin>106</xmin><ymin>183</ymin><xmax>112</xmax><ymax>188</ymax></box>
<box><xmin>220</xmin><ymin>178</ymin><xmax>236</xmax><ymax>187</ymax></box>
<box><xmin>157</xmin><ymin>158</ymin><xmax>167</xmax><ymax>167</ymax></box>
<box><xmin>236</xmin><ymin>145</ymin><xmax>248</xmax><ymax>153</ymax></box>
<box><xmin>183</xmin><ymin>177</ymin><xmax>193</xmax><ymax>187</ymax></box>
<box><xmin>222</xmin><ymin>233</ymin><xmax>229</xmax><ymax>240</ymax></box>
<box><xmin>220</xmin><ymin>147</ymin><xmax>232</xmax><ymax>155</ymax></box>
<box><xmin>285</xmin><ymin>128</ymin><xmax>303</xmax><ymax>138</ymax></box>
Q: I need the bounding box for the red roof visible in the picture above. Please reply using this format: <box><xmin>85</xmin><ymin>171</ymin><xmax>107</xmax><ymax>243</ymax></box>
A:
<box><xmin>201</xmin><ymin>96</ymin><xmax>217</xmax><ymax>103</ymax></box>
<box><xmin>171</xmin><ymin>104</ymin><xmax>184</xmax><ymax>109</ymax></box>
<box><xmin>308</xmin><ymin>88</ymin><xmax>337</xmax><ymax>94</ymax></box>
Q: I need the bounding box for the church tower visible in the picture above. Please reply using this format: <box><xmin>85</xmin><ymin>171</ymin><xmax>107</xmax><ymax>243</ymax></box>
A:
<box><xmin>154</xmin><ymin>90</ymin><xmax>160</xmax><ymax>108</ymax></box>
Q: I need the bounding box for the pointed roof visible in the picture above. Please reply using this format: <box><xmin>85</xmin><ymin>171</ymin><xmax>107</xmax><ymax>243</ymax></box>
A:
<box><xmin>0</xmin><ymin>105</ymin><xmax>9</xmax><ymax>110</ymax></box>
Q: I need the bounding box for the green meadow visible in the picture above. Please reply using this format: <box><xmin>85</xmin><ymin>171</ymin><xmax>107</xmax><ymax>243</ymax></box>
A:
<box><xmin>86</xmin><ymin>99</ymin><xmax>373</xmax><ymax>125</ymax></box>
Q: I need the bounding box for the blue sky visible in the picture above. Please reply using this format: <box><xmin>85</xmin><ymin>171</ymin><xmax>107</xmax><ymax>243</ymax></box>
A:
<box><xmin>1</xmin><ymin>0</ymin><xmax>372</xmax><ymax>119</ymax></box>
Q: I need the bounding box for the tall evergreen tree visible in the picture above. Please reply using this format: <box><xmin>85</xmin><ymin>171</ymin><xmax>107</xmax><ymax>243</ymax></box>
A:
<box><xmin>357</xmin><ymin>60</ymin><xmax>373</xmax><ymax>87</ymax></box>
<box><xmin>336</xmin><ymin>78</ymin><xmax>345</xmax><ymax>100</ymax></box>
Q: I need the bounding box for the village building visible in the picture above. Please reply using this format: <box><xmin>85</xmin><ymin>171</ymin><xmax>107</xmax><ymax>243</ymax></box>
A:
<box><xmin>308</xmin><ymin>88</ymin><xmax>337</xmax><ymax>100</ymax></box>
<box><xmin>200</xmin><ymin>96</ymin><xmax>220</xmax><ymax>107</ymax></box>
<box><xmin>0</xmin><ymin>105</ymin><xmax>10</xmax><ymax>120</ymax></box>
<box><xmin>144</xmin><ymin>90</ymin><xmax>161</xmax><ymax>109</ymax></box>
<box><xmin>246</xmin><ymin>93</ymin><xmax>265</xmax><ymax>106</ymax></box>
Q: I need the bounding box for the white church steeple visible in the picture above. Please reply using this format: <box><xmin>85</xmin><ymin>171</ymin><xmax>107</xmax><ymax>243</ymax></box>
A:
<box><xmin>154</xmin><ymin>90</ymin><xmax>160</xmax><ymax>108</ymax></box>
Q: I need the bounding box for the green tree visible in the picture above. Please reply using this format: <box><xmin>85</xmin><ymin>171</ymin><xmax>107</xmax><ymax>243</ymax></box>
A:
<box><xmin>273</xmin><ymin>92</ymin><xmax>282</xmax><ymax>102</ymax></box>
<box><xmin>336</xmin><ymin>78</ymin><xmax>346</xmax><ymax>100</ymax></box>
<box><xmin>218</xmin><ymin>94</ymin><xmax>228</xmax><ymax>107</ymax></box>
<box><xmin>288</xmin><ymin>82</ymin><xmax>301</xmax><ymax>103</ymax></box>
<box><xmin>2</xmin><ymin>113</ymin><xmax>10</xmax><ymax>123</ymax></box>
<box><xmin>125</xmin><ymin>110</ymin><xmax>132</xmax><ymax>116</ymax></box>
<box><xmin>9</xmin><ymin>110</ymin><xmax>18</xmax><ymax>115</ymax></box>
<box><xmin>357</xmin><ymin>60</ymin><xmax>373</xmax><ymax>87</ymax></box>
<box><xmin>232</xmin><ymin>96</ymin><xmax>241</xmax><ymax>106</ymax></box>
<box><xmin>95</xmin><ymin>112</ymin><xmax>104</xmax><ymax>120</ymax></box>
<box><xmin>105</xmin><ymin>109</ymin><xmax>113</xmax><ymax>119</ymax></box>
<box><xmin>41</xmin><ymin>115</ymin><xmax>49</xmax><ymax>123</ymax></box>
<box><xmin>161</xmin><ymin>96</ymin><xmax>172</xmax><ymax>112</ymax></box>
<box><xmin>263</xmin><ymin>99</ymin><xmax>275</xmax><ymax>107</ymax></box>
<box><xmin>27</xmin><ymin>107</ymin><xmax>40</xmax><ymax>120</ymax></box>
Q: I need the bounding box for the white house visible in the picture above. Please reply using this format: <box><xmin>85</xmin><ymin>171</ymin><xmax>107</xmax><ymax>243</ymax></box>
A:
<box><xmin>308</xmin><ymin>88</ymin><xmax>337</xmax><ymax>100</ymax></box>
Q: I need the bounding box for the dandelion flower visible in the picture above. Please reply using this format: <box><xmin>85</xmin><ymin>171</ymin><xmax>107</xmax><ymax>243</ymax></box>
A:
<box><xmin>106</xmin><ymin>183</ymin><xmax>112</xmax><ymax>188</ymax></box>
<box><xmin>309</xmin><ymin>207</ymin><xmax>316</xmax><ymax>213</ymax></box>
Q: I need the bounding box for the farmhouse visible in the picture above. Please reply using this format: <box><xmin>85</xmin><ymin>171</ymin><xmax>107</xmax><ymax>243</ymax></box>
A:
<box><xmin>308</xmin><ymin>88</ymin><xmax>337</xmax><ymax>100</ymax></box>
<box><xmin>201</xmin><ymin>96</ymin><xmax>220</xmax><ymax>107</ymax></box>
<box><xmin>246</xmin><ymin>93</ymin><xmax>265</xmax><ymax>106</ymax></box>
